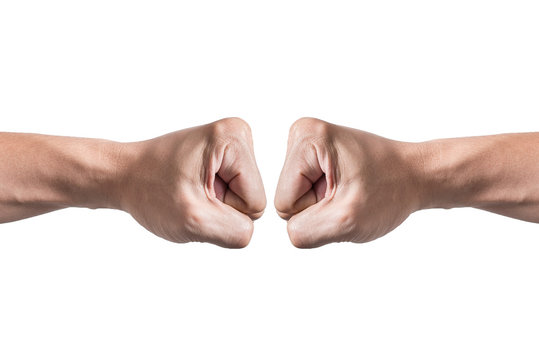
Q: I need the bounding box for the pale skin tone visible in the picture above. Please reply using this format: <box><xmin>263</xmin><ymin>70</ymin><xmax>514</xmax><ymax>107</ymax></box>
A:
<box><xmin>2</xmin><ymin>117</ymin><xmax>539</xmax><ymax>248</ymax></box>
<box><xmin>275</xmin><ymin>117</ymin><xmax>539</xmax><ymax>248</ymax></box>
<box><xmin>0</xmin><ymin>117</ymin><xmax>266</xmax><ymax>248</ymax></box>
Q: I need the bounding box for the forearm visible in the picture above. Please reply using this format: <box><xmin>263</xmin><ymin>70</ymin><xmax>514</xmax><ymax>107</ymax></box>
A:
<box><xmin>0</xmin><ymin>132</ymin><xmax>129</xmax><ymax>222</ymax></box>
<box><xmin>411</xmin><ymin>133</ymin><xmax>539</xmax><ymax>222</ymax></box>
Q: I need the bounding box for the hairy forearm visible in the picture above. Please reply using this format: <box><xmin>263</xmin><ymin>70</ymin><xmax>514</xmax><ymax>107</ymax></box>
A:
<box><xmin>0</xmin><ymin>132</ymin><xmax>128</xmax><ymax>222</ymax></box>
<box><xmin>411</xmin><ymin>133</ymin><xmax>539</xmax><ymax>222</ymax></box>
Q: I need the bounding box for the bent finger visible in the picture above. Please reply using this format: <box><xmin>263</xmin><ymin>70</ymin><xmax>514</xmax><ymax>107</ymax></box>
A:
<box><xmin>215</xmin><ymin>142</ymin><xmax>266</xmax><ymax>219</ymax></box>
<box><xmin>286</xmin><ymin>198</ymin><xmax>355</xmax><ymax>248</ymax></box>
<box><xmin>186</xmin><ymin>198</ymin><xmax>254</xmax><ymax>248</ymax></box>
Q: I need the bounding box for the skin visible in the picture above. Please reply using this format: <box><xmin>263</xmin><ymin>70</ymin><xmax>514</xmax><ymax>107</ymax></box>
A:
<box><xmin>0</xmin><ymin>117</ymin><xmax>266</xmax><ymax>248</ymax></box>
<box><xmin>3</xmin><ymin>116</ymin><xmax>539</xmax><ymax>249</ymax></box>
<box><xmin>275</xmin><ymin>117</ymin><xmax>539</xmax><ymax>248</ymax></box>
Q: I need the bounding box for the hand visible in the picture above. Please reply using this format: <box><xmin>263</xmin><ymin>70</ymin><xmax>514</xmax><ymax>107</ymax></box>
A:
<box><xmin>120</xmin><ymin>117</ymin><xmax>266</xmax><ymax>248</ymax></box>
<box><xmin>275</xmin><ymin>117</ymin><xmax>421</xmax><ymax>248</ymax></box>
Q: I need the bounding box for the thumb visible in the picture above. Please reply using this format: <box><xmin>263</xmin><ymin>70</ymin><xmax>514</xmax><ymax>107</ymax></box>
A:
<box><xmin>190</xmin><ymin>196</ymin><xmax>254</xmax><ymax>248</ymax></box>
<box><xmin>286</xmin><ymin>196</ymin><xmax>354</xmax><ymax>248</ymax></box>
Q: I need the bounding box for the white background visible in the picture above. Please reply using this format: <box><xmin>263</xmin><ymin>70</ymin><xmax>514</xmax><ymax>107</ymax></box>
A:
<box><xmin>1</xmin><ymin>0</ymin><xmax>538</xmax><ymax>358</ymax></box>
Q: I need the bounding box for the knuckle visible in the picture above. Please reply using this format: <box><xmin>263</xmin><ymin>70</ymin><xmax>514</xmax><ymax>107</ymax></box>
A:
<box><xmin>226</xmin><ymin>219</ymin><xmax>253</xmax><ymax>248</ymax></box>
<box><xmin>289</xmin><ymin>117</ymin><xmax>329</xmax><ymax>138</ymax></box>
<box><xmin>247</xmin><ymin>201</ymin><xmax>266</xmax><ymax>220</ymax></box>
<box><xmin>274</xmin><ymin>196</ymin><xmax>293</xmax><ymax>220</ymax></box>
<box><xmin>276</xmin><ymin>209</ymin><xmax>292</xmax><ymax>221</ymax></box>
<box><xmin>183</xmin><ymin>204</ymin><xmax>253</xmax><ymax>248</ymax></box>
<box><xmin>212</xmin><ymin>117</ymin><xmax>251</xmax><ymax>139</ymax></box>
<box><xmin>287</xmin><ymin>218</ymin><xmax>310</xmax><ymax>249</ymax></box>
<box><xmin>252</xmin><ymin>193</ymin><xmax>268</xmax><ymax>214</ymax></box>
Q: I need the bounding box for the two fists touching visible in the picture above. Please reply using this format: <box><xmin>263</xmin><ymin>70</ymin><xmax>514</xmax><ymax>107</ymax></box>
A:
<box><xmin>119</xmin><ymin>117</ymin><xmax>419</xmax><ymax>248</ymax></box>
<box><xmin>3</xmin><ymin>117</ymin><xmax>537</xmax><ymax>247</ymax></box>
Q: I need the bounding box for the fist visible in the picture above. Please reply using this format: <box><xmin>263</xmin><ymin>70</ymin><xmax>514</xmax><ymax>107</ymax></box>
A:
<box><xmin>120</xmin><ymin>118</ymin><xmax>266</xmax><ymax>248</ymax></box>
<box><xmin>275</xmin><ymin>117</ymin><xmax>422</xmax><ymax>248</ymax></box>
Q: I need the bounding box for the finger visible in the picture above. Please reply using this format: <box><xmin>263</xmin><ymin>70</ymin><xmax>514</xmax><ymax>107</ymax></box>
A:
<box><xmin>214</xmin><ymin>174</ymin><xmax>227</xmax><ymax>202</ymax></box>
<box><xmin>187</xmin><ymin>198</ymin><xmax>254</xmax><ymax>248</ymax></box>
<box><xmin>276</xmin><ymin>175</ymin><xmax>328</xmax><ymax>220</ymax></box>
<box><xmin>274</xmin><ymin>143</ymin><xmax>321</xmax><ymax>218</ymax></box>
<box><xmin>213</xmin><ymin>140</ymin><xmax>267</xmax><ymax>219</ymax></box>
<box><xmin>286</xmin><ymin>197</ymin><xmax>355</xmax><ymax>248</ymax></box>
<box><xmin>275</xmin><ymin>141</ymin><xmax>332</xmax><ymax>219</ymax></box>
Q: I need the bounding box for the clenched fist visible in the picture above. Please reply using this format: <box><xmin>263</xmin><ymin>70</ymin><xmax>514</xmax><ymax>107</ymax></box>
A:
<box><xmin>275</xmin><ymin>117</ymin><xmax>539</xmax><ymax>248</ymax></box>
<box><xmin>275</xmin><ymin>117</ymin><xmax>422</xmax><ymax>248</ymax></box>
<box><xmin>0</xmin><ymin>117</ymin><xmax>266</xmax><ymax>248</ymax></box>
<box><xmin>3</xmin><ymin>117</ymin><xmax>539</xmax><ymax>248</ymax></box>
<box><xmin>121</xmin><ymin>118</ymin><xmax>266</xmax><ymax>248</ymax></box>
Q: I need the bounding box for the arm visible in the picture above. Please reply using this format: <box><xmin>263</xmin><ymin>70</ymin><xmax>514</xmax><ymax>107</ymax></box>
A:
<box><xmin>0</xmin><ymin>118</ymin><xmax>266</xmax><ymax>248</ymax></box>
<box><xmin>0</xmin><ymin>132</ymin><xmax>126</xmax><ymax>222</ymax></box>
<box><xmin>275</xmin><ymin>118</ymin><xmax>539</xmax><ymax>248</ymax></box>
<box><xmin>414</xmin><ymin>133</ymin><xmax>539</xmax><ymax>222</ymax></box>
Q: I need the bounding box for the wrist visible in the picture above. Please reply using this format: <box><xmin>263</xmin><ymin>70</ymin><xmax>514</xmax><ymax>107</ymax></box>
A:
<box><xmin>58</xmin><ymin>137</ymin><xmax>141</xmax><ymax>211</ymax></box>
<box><xmin>402</xmin><ymin>140</ymin><xmax>449</xmax><ymax>210</ymax></box>
<box><xmin>393</xmin><ymin>141</ymin><xmax>437</xmax><ymax>212</ymax></box>
<box><xmin>406</xmin><ymin>137</ymin><xmax>496</xmax><ymax>211</ymax></box>
<box><xmin>92</xmin><ymin>140</ymin><xmax>140</xmax><ymax>211</ymax></box>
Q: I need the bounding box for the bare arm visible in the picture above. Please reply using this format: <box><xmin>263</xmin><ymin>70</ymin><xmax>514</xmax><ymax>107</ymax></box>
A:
<box><xmin>0</xmin><ymin>118</ymin><xmax>266</xmax><ymax>248</ymax></box>
<box><xmin>415</xmin><ymin>132</ymin><xmax>539</xmax><ymax>222</ymax></box>
<box><xmin>275</xmin><ymin>118</ymin><xmax>539</xmax><ymax>248</ymax></box>
<box><xmin>0</xmin><ymin>132</ymin><xmax>126</xmax><ymax>222</ymax></box>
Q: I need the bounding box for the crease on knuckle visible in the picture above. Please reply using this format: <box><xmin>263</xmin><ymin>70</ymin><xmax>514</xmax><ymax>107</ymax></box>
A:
<box><xmin>274</xmin><ymin>197</ymin><xmax>294</xmax><ymax>220</ymax></box>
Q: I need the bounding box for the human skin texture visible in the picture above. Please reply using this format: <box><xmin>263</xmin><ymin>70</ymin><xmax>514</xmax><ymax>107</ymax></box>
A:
<box><xmin>275</xmin><ymin>117</ymin><xmax>539</xmax><ymax>248</ymax></box>
<box><xmin>0</xmin><ymin>118</ymin><xmax>266</xmax><ymax>248</ymax></box>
